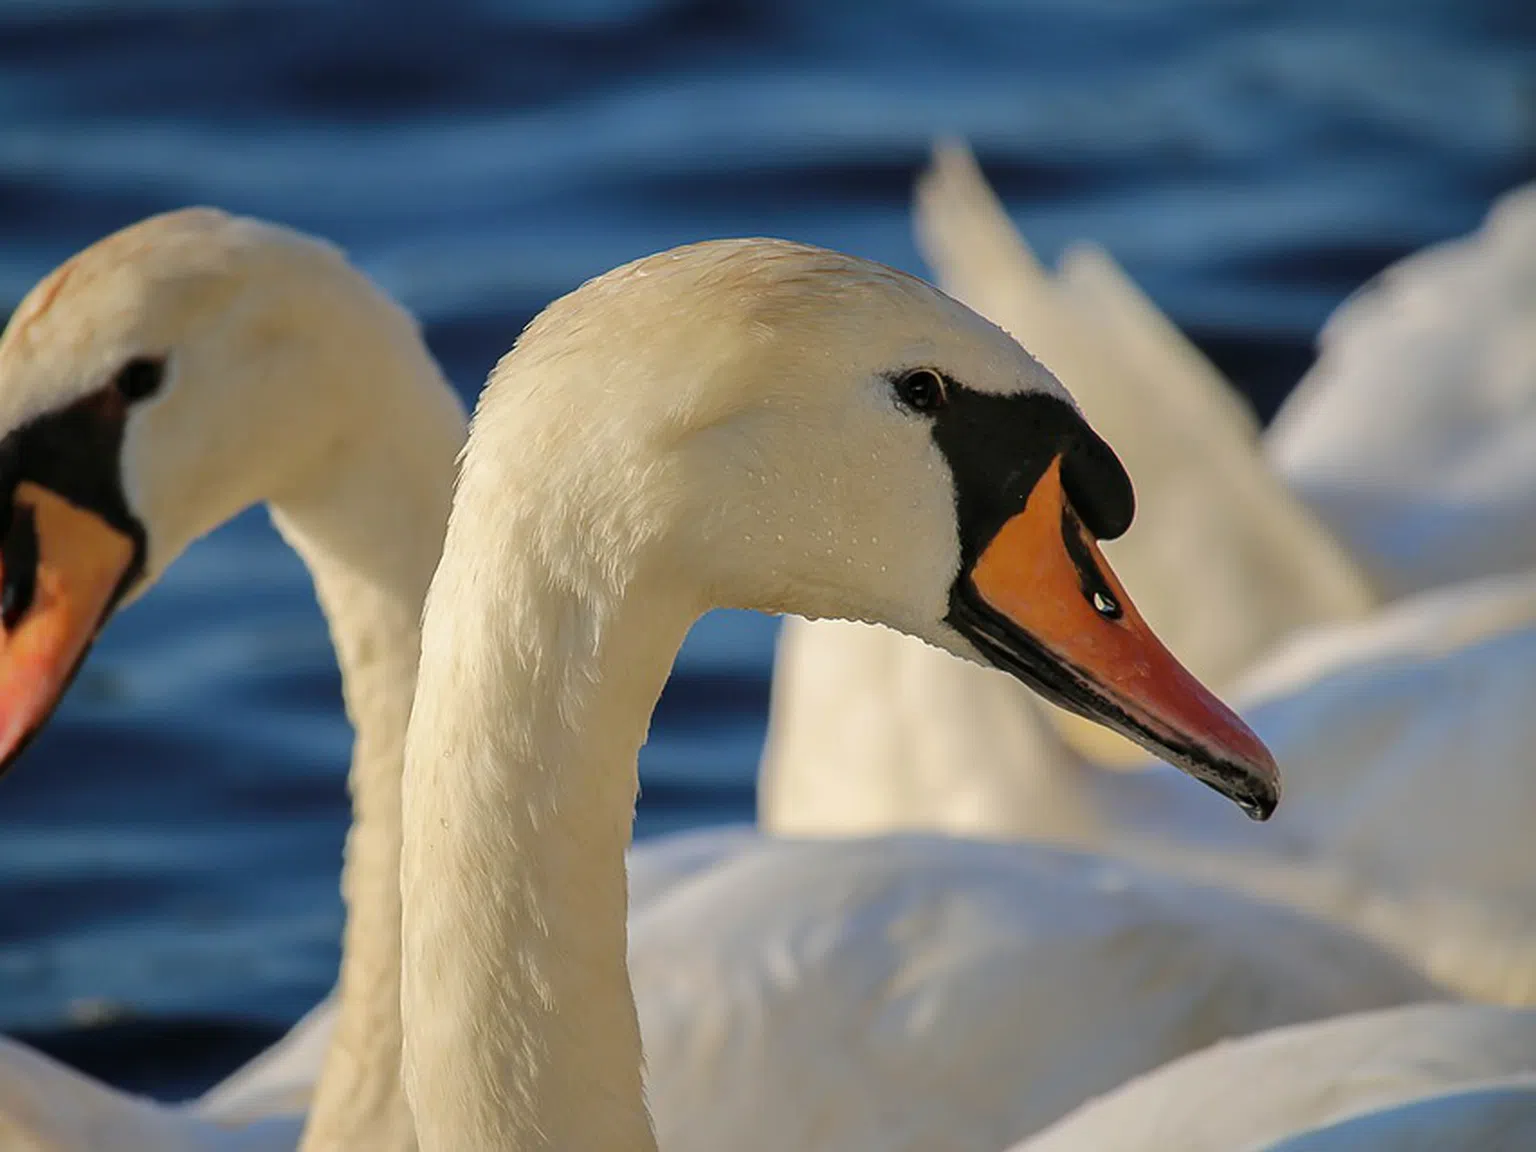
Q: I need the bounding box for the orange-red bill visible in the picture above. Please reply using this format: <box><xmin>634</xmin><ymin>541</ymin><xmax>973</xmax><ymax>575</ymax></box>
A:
<box><xmin>0</xmin><ymin>482</ymin><xmax>135</xmax><ymax>769</ymax></box>
<box><xmin>961</xmin><ymin>458</ymin><xmax>1280</xmax><ymax>819</ymax></box>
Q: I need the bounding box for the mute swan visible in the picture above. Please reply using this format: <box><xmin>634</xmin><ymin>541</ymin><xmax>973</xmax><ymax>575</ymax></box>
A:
<box><xmin>1012</xmin><ymin>1003</ymin><xmax>1536</xmax><ymax>1152</ymax></box>
<box><xmin>1267</xmin><ymin>178</ymin><xmax>1536</xmax><ymax>597</ymax></box>
<box><xmin>0</xmin><ymin>208</ymin><xmax>469</xmax><ymax>1151</ymax></box>
<box><xmin>1248</xmin><ymin>1082</ymin><xmax>1536</xmax><ymax>1152</ymax></box>
<box><xmin>391</xmin><ymin>237</ymin><xmax>1448</xmax><ymax>1150</ymax></box>
<box><xmin>0</xmin><ymin>220</ymin><xmax>1440</xmax><ymax>1152</ymax></box>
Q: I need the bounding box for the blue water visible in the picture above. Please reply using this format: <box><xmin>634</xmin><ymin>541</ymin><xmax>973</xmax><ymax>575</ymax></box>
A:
<box><xmin>0</xmin><ymin>0</ymin><xmax>1530</xmax><ymax>1100</ymax></box>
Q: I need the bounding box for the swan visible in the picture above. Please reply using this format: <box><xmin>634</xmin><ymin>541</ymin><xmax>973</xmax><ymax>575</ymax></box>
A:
<box><xmin>1267</xmin><ymin>178</ymin><xmax>1536</xmax><ymax>598</ymax></box>
<box><xmin>389</xmin><ymin>236</ymin><xmax>1448</xmax><ymax>1150</ymax></box>
<box><xmin>1011</xmin><ymin>1002</ymin><xmax>1536</xmax><ymax>1152</ymax></box>
<box><xmin>0</xmin><ymin>208</ymin><xmax>468</xmax><ymax>1151</ymax></box>
<box><xmin>1249</xmin><ymin>1083</ymin><xmax>1536</xmax><ymax>1152</ymax></box>
<box><xmin>0</xmin><ymin>222</ymin><xmax>1442</xmax><ymax>1152</ymax></box>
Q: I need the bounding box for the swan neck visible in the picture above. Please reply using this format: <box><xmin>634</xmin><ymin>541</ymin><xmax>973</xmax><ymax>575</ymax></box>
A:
<box><xmin>402</xmin><ymin>519</ymin><xmax>695</xmax><ymax>1152</ymax></box>
<box><xmin>269</xmin><ymin>370</ymin><xmax>463</xmax><ymax>1152</ymax></box>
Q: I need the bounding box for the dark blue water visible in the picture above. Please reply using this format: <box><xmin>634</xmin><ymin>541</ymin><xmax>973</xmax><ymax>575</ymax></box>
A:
<box><xmin>0</xmin><ymin>0</ymin><xmax>1530</xmax><ymax>1101</ymax></box>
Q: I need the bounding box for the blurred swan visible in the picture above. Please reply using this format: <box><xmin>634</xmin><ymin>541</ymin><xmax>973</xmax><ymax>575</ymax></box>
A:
<box><xmin>1267</xmin><ymin>179</ymin><xmax>1536</xmax><ymax>597</ymax></box>
<box><xmin>1248</xmin><ymin>1083</ymin><xmax>1536</xmax><ymax>1152</ymax></box>
<box><xmin>1011</xmin><ymin>1003</ymin><xmax>1536</xmax><ymax>1152</ymax></box>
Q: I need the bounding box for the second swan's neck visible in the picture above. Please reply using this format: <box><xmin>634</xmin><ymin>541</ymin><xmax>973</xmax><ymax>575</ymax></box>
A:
<box><xmin>402</xmin><ymin>481</ymin><xmax>698</xmax><ymax>1151</ymax></box>
<box><xmin>267</xmin><ymin>315</ymin><xmax>464</xmax><ymax>1152</ymax></box>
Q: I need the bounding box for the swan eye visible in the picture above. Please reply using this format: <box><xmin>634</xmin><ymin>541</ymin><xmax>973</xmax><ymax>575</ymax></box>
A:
<box><xmin>893</xmin><ymin>368</ymin><xmax>948</xmax><ymax>414</ymax></box>
<box><xmin>113</xmin><ymin>357</ymin><xmax>165</xmax><ymax>403</ymax></box>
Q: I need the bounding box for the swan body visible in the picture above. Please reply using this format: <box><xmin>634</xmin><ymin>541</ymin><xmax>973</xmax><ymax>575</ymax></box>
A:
<box><xmin>391</xmin><ymin>238</ymin><xmax>1399</xmax><ymax>1149</ymax></box>
<box><xmin>1267</xmin><ymin>179</ymin><xmax>1536</xmax><ymax>597</ymax></box>
<box><xmin>193</xmin><ymin>999</ymin><xmax>338</xmax><ymax>1126</ymax></box>
<box><xmin>766</xmin><ymin>571</ymin><xmax>1536</xmax><ymax>1002</ymax></box>
<box><xmin>632</xmin><ymin>835</ymin><xmax>1435</xmax><ymax>1152</ymax></box>
<box><xmin>149</xmin><ymin>827</ymin><xmax>1449</xmax><ymax>1152</ymax></box>
<box><xmin>1250</xmin><ymin>1082</ymin><xmax>1536</xmax><ymax>1152</ymax></box>
<box><xmin>0</xmin><ymin>1036</ymin><xmax>302</xmax><ymax>1152</ymax></box>
<box><xmin>0</xmin><ymin>220</ymin><xmax>1427</xmax><ymax>1152</ymax></box>
<box><xmin>1014</xmin><ymin>1003</ymin><xmax>1536</xmax><ymax>1152</ymax></box>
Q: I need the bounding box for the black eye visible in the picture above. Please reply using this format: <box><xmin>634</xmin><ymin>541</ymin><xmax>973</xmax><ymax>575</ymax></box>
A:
<box><xmin>893</xmin><ymin>368</ymin><xmax>947</xmax><ymax>414</ymax></box>
<box><xmin>114</xmin><ymin>357</ymin><xmax>165</xmax><ymax>403</ymax></box>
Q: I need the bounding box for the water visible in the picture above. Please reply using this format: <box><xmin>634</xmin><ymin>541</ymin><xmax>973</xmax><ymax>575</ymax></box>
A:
<box><xmin>0</xmin><ymin>0</ymin><xmax>1530</xmax><ymax>1101</ymax></box>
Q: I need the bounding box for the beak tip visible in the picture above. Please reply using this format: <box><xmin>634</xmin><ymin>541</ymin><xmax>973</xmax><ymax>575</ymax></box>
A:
<box><xmin>1221</xmin><ymin>748</ymin><xmax>1281</xmax><ymax>822</ymax></box>
<box><xmin>1238</xmin><ymin>783</ymin><xmax>1279</xmax><ymax>822</ymax></box>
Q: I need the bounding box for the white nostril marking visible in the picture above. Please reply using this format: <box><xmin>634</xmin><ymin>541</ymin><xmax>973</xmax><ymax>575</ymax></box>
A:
<box><xmin>1092</xmin><ymin>591</ymin><xmax>1120</xmax><ymax>618</ymax></box>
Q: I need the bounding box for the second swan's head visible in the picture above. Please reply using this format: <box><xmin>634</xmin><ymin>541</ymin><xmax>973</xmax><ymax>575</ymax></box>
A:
<box><xmin>458</xmin><ymin>239</ymin><xmax>1280</xmax><ymax>818</ymax></box>
<box><xmin>0</xmin><ymin>208</ymin><xmax>461</xmax><ymax>774</ymax></box>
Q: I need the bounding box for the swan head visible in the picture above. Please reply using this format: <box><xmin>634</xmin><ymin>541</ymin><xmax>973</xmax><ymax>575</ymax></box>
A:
<box><xmin>0</xmin><ymin>207</ymin><xmax>432</xmax><ymax>769</ymax></box>
<box><xmin>463</xmin><ymin>239</ymin><xmax>1280</xmax><ymax>817</ymax></box>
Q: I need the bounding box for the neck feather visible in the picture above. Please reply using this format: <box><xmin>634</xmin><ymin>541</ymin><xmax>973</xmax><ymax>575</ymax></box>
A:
<box><xmin>267</xmin><ymin>346</ymin><xmax>464</xmax><ymax>1152</ymax></box>
<box><xmin>401</xmin><ymin>482</ymin><xmax>696</xmax><ymax>1151</ymax></box>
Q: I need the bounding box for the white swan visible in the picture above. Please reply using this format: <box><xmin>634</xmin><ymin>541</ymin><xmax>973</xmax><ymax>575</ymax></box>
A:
<box><xmin>0</xmin><ymin>208</ymin><xmax>467</xmax><ymax>1152</ymax></box>
<box><xmin>0</xmin><ymin>223</ymin><xmax>1440</xmax><ymax>1152</ymax></box>
<box><xmin>1011</xmin><ymin>1003</ymin><xmax>1536</xmax><ymax>1152</ymax></box>
<box><xmin>1250</xmin><ymin>1083</ymin><xmax>1536</xmax><ymax>1152</ymax></box>
<box><xmin>1267</xmin><ymin>179</ymin><xmax>1536</xmax><ymax>597</ymax></box>
<box><xmin>393</xmin><ymin>238</ymin><xmax>1444</xmax><ymax>1150</ymax></box>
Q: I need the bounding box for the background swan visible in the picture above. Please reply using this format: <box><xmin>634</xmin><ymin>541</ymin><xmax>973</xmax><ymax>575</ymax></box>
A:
<box><xmin>0</xmin><ymin>208</ymin><xmax>468</xmax><ymax>1152</ymax></box>
<box><xmin>1267</xmin><ymin>179</ymin><xmax>1536</xmax><ymax>597</ymax></box>
<box><xmin>1012</xmin><ymin>1003</ymin><xmax>1536</xmax><ymax>1152</ymax></box>
<box><xmin>392</xmin><ymin>237</ymin><xmax>1446</xmax><ymax>1149</ymax></box>
<box><xmin>1246</xmin><ymin>1082</ymin><xmax>1536</xmax><ymax>1152</ymax></box>
<box><xmin>0</xmin><ymin>218</ymin><xmax>1441</xmax><ymax>1152</ymax></box>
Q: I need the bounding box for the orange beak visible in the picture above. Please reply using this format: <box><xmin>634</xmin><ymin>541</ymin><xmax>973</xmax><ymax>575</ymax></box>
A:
<box><xmin>952</xmin><ymin>458</ymin><xmax>1280</xmax><ymax>819</ymax></box>
<box><xmin>0</xmin><ymin>481</ymin><xmax>136</xmax><ymax>772</ymax></box>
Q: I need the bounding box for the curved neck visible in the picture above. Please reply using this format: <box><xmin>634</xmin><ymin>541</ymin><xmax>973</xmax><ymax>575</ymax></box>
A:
<box><xmin>402</xmin><ymin>499</ymin><xmax>697</xmax><ymax>1151</ymax></box>
<box><xmin>268</xmin><ymin>362</ymin><xmax>464</xmax><ymax>1152</ymax></box>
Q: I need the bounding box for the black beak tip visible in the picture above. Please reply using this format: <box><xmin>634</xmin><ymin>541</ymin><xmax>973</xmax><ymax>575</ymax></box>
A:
<box><xmin>1215</xmin><ymin>769</ymin><xmax>1280</xmax><ymax>823</ymax></box>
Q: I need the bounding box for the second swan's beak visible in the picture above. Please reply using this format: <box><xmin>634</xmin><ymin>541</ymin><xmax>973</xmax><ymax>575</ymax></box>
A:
<box><xmin>0</xmin><ymin>481</ymin><xmax>136</xmax><ymax>773</ymax></box>
<box><xmin>949</xmin><ymin>458</ymin><xmax>1280</xmax><ymax>820</ymax></box>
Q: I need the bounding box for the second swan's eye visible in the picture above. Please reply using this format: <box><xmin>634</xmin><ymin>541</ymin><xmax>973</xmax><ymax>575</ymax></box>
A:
<box><xmin>114</xmin><ymin>357</ymin><xmax>166</xmax><ymax>403</ymax></box>
<box><xmin>893</xmin><ymin>368</ymin><xmax>948</xmax><ymax>414</ymax></box>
